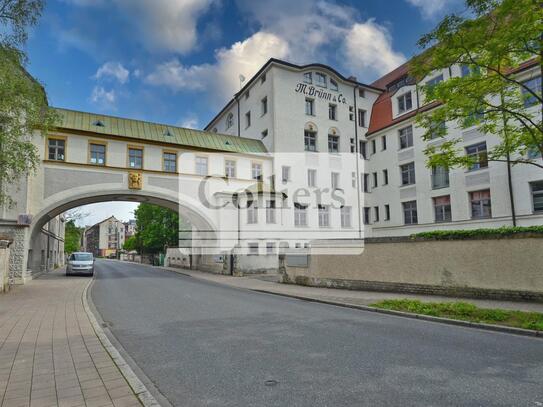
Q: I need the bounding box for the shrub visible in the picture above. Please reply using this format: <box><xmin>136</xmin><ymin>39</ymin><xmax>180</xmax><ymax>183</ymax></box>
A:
<box><xmin>410</xmin><ymin>226</ymin><xmax>543</xmax><ymax>241</ymax></box>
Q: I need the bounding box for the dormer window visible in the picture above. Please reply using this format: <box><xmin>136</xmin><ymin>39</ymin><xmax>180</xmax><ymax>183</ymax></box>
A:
<box><xmin>92</xmin><ymin>120</ymin><xmax>105</xmax><ymax>127</ymax></box>
<box><xmin>330</xmin><ymin>78</ymin><xmax>338</xmax><ymax>91</ymax></box>
<box><xmin>303</xmin><ymin>72</ymin><xmax>312</xmax><ymax>84</ymax></box>
<box><xmin>398</xmin><ymin>92</ymin><xmax>413</xmax><ymax>114</ymax></box>
<box><xmin>315</xmin><ymin>72</ymin><xmax>327</xmax><ymax>88</ymax></box>
<box><xmin>226</xmin><ymin>113</ymin><xmax>234</xmax><ymax>129</ymax></box>
<box><xmin>426</xmin><ymin>74</ymin><xmax>444</xmax><ymax>89</ymax></box>
<box><xmin>163</xmin><ymin>128</ymin><xmax>174</xmax><ymax>137</ymax></box>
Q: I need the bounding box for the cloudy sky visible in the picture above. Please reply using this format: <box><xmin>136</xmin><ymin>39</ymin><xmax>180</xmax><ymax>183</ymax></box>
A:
<box><xmin>26</xmin><ymin>0</ymin><xmax>465</xmax><ymax>226</ymax></box>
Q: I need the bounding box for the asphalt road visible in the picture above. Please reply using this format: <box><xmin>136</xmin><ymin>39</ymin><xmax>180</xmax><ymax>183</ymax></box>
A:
<box><xmin>90</xmin><ymin>260</ymin><xmax>543</xmax><ymax>407</ymax></box>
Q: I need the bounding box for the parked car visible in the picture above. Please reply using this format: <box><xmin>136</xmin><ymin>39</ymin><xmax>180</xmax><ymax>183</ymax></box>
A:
<box><xmin>66</xmin><ymin>252</ymin><xmax>95</xmax><ymax>276</ymax></box>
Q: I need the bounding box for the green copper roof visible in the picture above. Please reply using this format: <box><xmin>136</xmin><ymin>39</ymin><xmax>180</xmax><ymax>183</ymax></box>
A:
<box><xmin>54</xmin><ymin>108</ymin><xmax>267</xmax><ymax>154</ymax></box>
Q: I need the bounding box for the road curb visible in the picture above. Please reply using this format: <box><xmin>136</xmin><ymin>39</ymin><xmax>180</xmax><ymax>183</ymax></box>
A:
<box><xmin>250</xmin><ymin>289</ymin><xmax>543</xmax><ymax>339</ymax></box>
<box><xmin>82</xmin><ymin>279</ymin><xmax>163</xmax><ymax>407</ymax></box>
<box><xmin>157</xmin><ymin>265</ymin><xmax>542</xmax><ymax>339</ymax></box>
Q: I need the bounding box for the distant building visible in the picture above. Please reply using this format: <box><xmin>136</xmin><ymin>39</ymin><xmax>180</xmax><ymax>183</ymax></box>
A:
<box><xmin>124</xmin><ymin>219</ymin><xmax>136</xmax><ymax>238</ymax></box>
<box><xmin>84</xmin><ymin>216</ymin><xmax>126</xmax><ymax>257</ymax></box>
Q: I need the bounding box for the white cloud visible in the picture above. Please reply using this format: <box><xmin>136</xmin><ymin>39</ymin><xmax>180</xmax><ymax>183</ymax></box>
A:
<box><xmin>146</xmin><ymin>31</ymin><xmax>289</xmax><ymax>102</ymax></box>
<box><xmin>117</xmin><ymin>0</ymin><xmax>216</xmax><ymax>54</ymax></box>
<box><xmin>60</xmin><ymin>0</ymin><xmax>216</xmax><ymax>54</ymax></box>
<box><xmin>94</xmin><ymin>62</ymin><xmax>130</xmax><ymax>84</ymax></box>
<box><xmin>179</xmin><ymin>115</ymin><xmax>199</xmax><ymax>129</ymax></box>
<box><xmin>405</xmin><ymin>0</ymin><xmax>462</xmax><ymax>19</ymax></box>
<box><xmin>344</xmin><ymin>21</ymin><xmax>406</xmax><ymax>79</ymax></box>
<box><xmin>90</xmin><ymin>86</ymin><xmax>116</xmax><ymax>107</ymax></box>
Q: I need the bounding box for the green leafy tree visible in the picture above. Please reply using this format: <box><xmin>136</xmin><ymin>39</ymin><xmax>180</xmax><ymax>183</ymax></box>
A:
<box><xmin>411</xmin><ymin>0</ymin><xmax>542</xmax><ymax>170</ymax></box>
<box><xmin>122</xmin><ymin>236</ymin><xmax>137</xmax><ymax>252</ymax></box>
<box><xmin>64</xmin><ymin>220</ymin><xmax>83</xmax><ymax>254</ymax></box>
<box><xmin>0</xmin><ymin>0</ymin><xmax>58</xmax><ymax>207</ymax></box>
<box><xmin>133</xmin><ymin>204</ymin><xmax>182</xmax><ymax>255</ymax></box>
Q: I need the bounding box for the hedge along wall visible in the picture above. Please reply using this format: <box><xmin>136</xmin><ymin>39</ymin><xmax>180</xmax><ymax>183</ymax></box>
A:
<box><xmin>283</xmin><ymin>234</ymin><xmax>543</xmax><ymax>301</ymax></box>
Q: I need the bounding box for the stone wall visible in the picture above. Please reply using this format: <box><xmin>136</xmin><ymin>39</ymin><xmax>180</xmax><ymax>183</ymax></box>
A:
<box><xmin>0</xmin><ymin>241</ymin><xmax>10</xmax><ymax>292</ymax></box>
<box><xmin>0</xmin><ymin>225</ymin><xmax>29</xmax><ymax>285</ymax></box>
<box><xmin>282</xmin><ymin>236</ymin><xmax>543</xmax><ymax>301</ymax></box>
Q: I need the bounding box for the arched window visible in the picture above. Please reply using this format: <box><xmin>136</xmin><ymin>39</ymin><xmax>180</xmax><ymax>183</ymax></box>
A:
<box><xmin>328</xmin><ymin>128</ymin><xmax>340</xmax><ymax>153</ymax></box>
<box><xmin>226</xmin><ymin>113</ymin><xmax>234</xmax><ymax>129</ymax></box>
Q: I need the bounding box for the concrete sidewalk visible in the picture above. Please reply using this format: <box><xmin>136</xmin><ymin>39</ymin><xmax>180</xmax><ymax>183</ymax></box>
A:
<box><xmin>0</xmin><ymin>270</ymin><xmax>142</xmax><ymax>407</ymax></box>
<box><xmin>163</xmin><ymin>267</ymin><xmax>543</xmax><ymax>313</ymax></box>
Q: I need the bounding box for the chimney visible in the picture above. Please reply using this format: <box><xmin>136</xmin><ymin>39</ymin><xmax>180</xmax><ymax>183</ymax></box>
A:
<box><xmin>348</xmin><ymin>75</ymin><xmax>357</xmax><ymax>82</ymax></box>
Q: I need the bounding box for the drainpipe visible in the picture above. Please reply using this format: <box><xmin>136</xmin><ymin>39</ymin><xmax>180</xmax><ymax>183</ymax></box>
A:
<box><xmin>353</xmin><ymin>86</ymin><xmax>363</xmax><ymax>239</ymax></box>
<box><xmin>236</xmin><ymin>96</ymin><xmax>241</xmax><ymax>138</ymax></box>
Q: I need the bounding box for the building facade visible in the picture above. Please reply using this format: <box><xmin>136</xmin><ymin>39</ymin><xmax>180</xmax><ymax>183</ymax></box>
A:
<box><xmin>206</xmin><ymin>58</ymin><xmax>543</xmax><ymax>238</ymax></box>
<box><xmin>84</xmin><ymin>216</ymin><xmax>126</xmax><ymax>258</ymax></box>
<box><xmin>124</xmin><ymin>219</ymin><xmax>136</xmax><ymax>238</ymax></box>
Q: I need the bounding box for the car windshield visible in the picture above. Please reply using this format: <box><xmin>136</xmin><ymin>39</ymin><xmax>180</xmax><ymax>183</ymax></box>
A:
<box><xmin>72</xmin><ymin>253</ymin><xmax>93</xmax><ymax>261</ymax></box>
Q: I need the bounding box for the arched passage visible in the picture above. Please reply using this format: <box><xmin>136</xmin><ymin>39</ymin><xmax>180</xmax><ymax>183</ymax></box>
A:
<box><xmin>27</xmin><ymin>189</ymin><xmax>220</xmax><ymax>274</ymax></box>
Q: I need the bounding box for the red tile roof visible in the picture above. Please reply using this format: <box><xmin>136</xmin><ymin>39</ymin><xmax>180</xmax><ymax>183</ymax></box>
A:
<box><xmin>367</xmin><ymin>58</ymin><xmax>539</xmax><ymax>136</ymax></box>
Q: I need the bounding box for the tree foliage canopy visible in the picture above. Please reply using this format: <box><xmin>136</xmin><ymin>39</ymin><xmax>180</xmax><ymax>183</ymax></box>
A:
<box><xmin>132</xmin><ymin>204</ymin><xmax>182</xmax><ymax>255</ymax></box>
<box><xmin>64</xmin><ymin>219</ymin><xmax>83</xmax><ymax>254</ymax></box>
<box><xmin>410</xmin><ymin>0</ymin><xmax>543</xmax><ymax>170</ymax></box>
<box><xmin>0</xmin><ymin>0</ymin><xmax>57</xmax><ymax>207</ymax></box>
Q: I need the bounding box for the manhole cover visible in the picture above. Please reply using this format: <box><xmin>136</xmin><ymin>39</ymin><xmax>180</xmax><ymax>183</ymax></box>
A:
<box><xmin>264</xmin><ymin>380</ymin><xmax>278</xmax><ymax>387</ymax></box>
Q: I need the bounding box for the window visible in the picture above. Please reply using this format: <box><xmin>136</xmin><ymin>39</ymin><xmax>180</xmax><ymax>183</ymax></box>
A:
<box><xmin>363</xmin><ymin>207</ymin><xmax>371</xmax><ymax>224</ymax></box>
<box><xmin>331</xmin><ymin>172</ymin><xmax>340</xmax><ymax>189</ymax></box>
<box><xmin>328</xmin><ymin>135</ymin><xmax>339</xmax><ymax>153</ymax></box>
<box><xmin>350</xmin><ymin>138</ymin><xmax>355</xmax><ymax>153</ymax></box>
<box><xmin>245</xmin><ymin>90</ymin><xmax>250</xmax><ymax>99</ymax></box>
<box><xmin>461</xmin><ymin>64</ymin><xmax>479</xmax><ymax>77</ymax></box>
<box><xmin>281</xmin><ymin>166</ymin><xmax>290</xmax><ymax>183</ymax></box>
<box><xmin>358</xmin><ymin>89</ymin><xmax>365</xmax><ymax>98</ymax></box>
<box><xmin>381</xmin><ymin>135</ymin><xmax>387</xmax><ymax>151</ymax></box>
<box><xmin>294</xmin><ymin>203</ymin><xmax>307</xmax><ymax>227</ymax></box>
<box><xmin>383</xmin><ymin>169</ymin><xmax>389</xmax><ymax>185</ymax></box>
<box><xmin>470</xmin><ymin>190</ymin><xmax>491</xmax><ymax>219</ymax></box>
<box><xmin>303</xmin><ymin>72</ymin><xmax>312</xmax><ymax>84</ymax></box>
<box><xmin>307</xmin><ymin>169</ymin><xmax>317</xmax><ymax>187</ymax></box>
<box><xmin>531</xmin><ymin>181</ymin><xmax>543</xmax><ymax>212</ymax></box>
<box><xmin>195</xmin><ymin>156</ymin><xmax>208</xmax><ymax>175</ymax></box>
<box><xmin>248</xmin><ymin>242</ymin><xmax>259</xmax><ymax>255</ymax></box>
<box><xmin>305</xmin><ymin>98</ymin><xmax>315</xmax><ymax>116</ymax></box>
<box><xmin>426</xmin><ymin>74</ymin><xmax>444</xmax><ymax>89</ymax></box>
<box><xmin>351</xmin><ymin>172</ymin><xmax>356</xmax><ymax>188</ymax></box>
<box><xmin>315</xmin><ymin>72</ymin><xmax>327</xmax><ymax>87</ymax></box>
<box><xmin>384</xmin><ymin>204</ymin><xmax>390</xmax><ymax>221</ymax></box>
<box><xmin>329</xmin><ymin>104</ymin><xmax>337</xmax><ymax>120</ymax></box>
<box><xmin>261</xmin><ymin>73</ymin><xmax>266</xmax><ymax>84</ymax></box>
<box><xmin>349</xmin><ymin>106</ymin><xmax>354</xmax><ymax>121</ymax></box>
<box><xmin>261</xmin><ymin>97</ymin><xmax>268</xmax><ymax>115</ymax></box>
<box><xmin>340</xmin><ymin>206</ymin><xmax>352</xmax><ymax>228</ymax></box>
<box><xmin>245</xmin><ymin>111</ymin><xmax>251</xmax><ymax>128</ymax></box>
<box><xmin>90</xmin><ymin>143</ymin><xmax>105</xmax><ymax>165</ymax></box>
<box><xmin>304</xmin><ymin>130</ymin><xmax>317</xmax><ymax>151</ymax></box>
<box><xmin>48</xmin><ymin>138</ymin><xmax>65</xmax><ymax>161</ymax></box>
<box><xmin>261</xmin><ymin>129</ymin><xmax>268</xmax><ymax>139</ymax></box>
<box><xmin>429</xmin><ymin>121</ymin><xmax>446</xmax><ymax>139</ymax></box>
<box><xmin>399</xmin><ymin>126</ymin><xmax>413</xmax><ymax>149</ymax></box>
<box><xmin>431</xmin><ymin>165</ymin><xmax>449</xmax><ymax>189</ymax></box>
<box><xmin>466</xmin><ymin>142</ymin><xmax>488</xmax><ymax>170</ymax></box>
<box><xmin>371</xmin><ymin>139</ymin><xmax>376</xmax><ymax>155</ymax></box>
<box><xmin>397</xmin><ymin>92</ymin><xmax>413</xmax><ymax>113</ymax></box>
<box><xmin>128</xmin><ymin>147</ymin><xmax>143</xmax><ymax>169</ymax></box>
<box><xmin>464</xmin><ymin>107</ymin><xmax>484</xmax><ymax>127</ymax></box>
<box><xmin>363</xmin><ymin>173</ymin><xmax>369</xmax><ymax>192</ymax></box>
<box><xmin>372</xmin><ymin>172</ymin><xmax>378</xmax><ymax>188</ymax></box>
<box><xmin>247</xmin><ymin>200</ymin><xmax>258</xmax><ymax>224</ymax></box>
<box><xmin>400</xmin><ymin>162</ymin><xmax>416</xmax><ymax>185</ymax></box>
<box><xmin>330</xmin><ymin>78</ymin><xmax>338</xmax><ymax>91</ymax></box>
<box><xmin>163</xmin><ymin>152</ymin><xmax>177</xmax><ymax>172</ymax></box>
<box><xmin>374</xmin><ymin>206</ymin><xmax>380</xmax><ymax>222</ymax></box>
<box><xmin>252</xmin><ymin>162</ymin><xmax>263</xmax><ymax>181</ymax></box>
<box><xmin>403</xmin><ymin>201</ymin><xmax>418</xmax><ymax>224</ymax></box>
<box><xmin>225</xmin><ymin>160</ymin><xmax>236</xmax><ymax>178</ymax></box>
<box><xmin>522</xmin><ymin>76</ymin><xmax>541</xmax><ymax>107</ymax></box>
<box><xmin>226</xmin><ymin>113</ymin><xmax>234</xmax><ymax>129</ymax></box>
<box><xmin>434</xmin><ymin>195</ymin><xmax>452</xmax><ymax>222</ymax></box>
<box><xmin>318</xmin><ymin>205</ymin><xmax>330</xmax><ymax>227</ymax></box>
<box><xmin>266</xmin><ymin>200</ymin><xmax>276</xmax><ymax>224</ymax></box>
<box><xmin>359</xmin><ymin>141</ymin><xmax>367</xmax><ymax>159</ymax></box>
<box><xmin>358</xmin><ymin>109</ymin><xmax>366</xmax><ymax>127</ymax></box>
<box><xmin>528</xmin><ymin>147</ymin><xmax>541</xmax><ymax>159</ymax></box>
<box><xmin>266</xmin><ymin>242</ymin><xmax>276</xmax><ymax>255</ymax></box>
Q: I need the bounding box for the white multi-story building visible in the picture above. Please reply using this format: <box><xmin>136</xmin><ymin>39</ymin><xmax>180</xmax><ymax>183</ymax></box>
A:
<box><xmin>205</xmin><ymin>58</ymin><xmax>543</xmax><ymax>239</ymax></box>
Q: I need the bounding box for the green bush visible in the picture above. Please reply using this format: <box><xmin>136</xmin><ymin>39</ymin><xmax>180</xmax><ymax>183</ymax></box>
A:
<box><xmin>410</xmin><ymin>226</ymin><xmax>543</xmax><ymax>240</ymax></box>
<box><xmin>371</xmin><ymin>299</ymin><xmax>543</xmax><ymax>331</ymax></box>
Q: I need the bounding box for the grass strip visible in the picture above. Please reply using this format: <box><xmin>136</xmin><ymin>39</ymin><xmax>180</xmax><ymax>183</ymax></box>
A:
<box><xmin>371</xmin><ymin>299</ymin><xmax>543</xmax><ymax>331</ymax></box>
